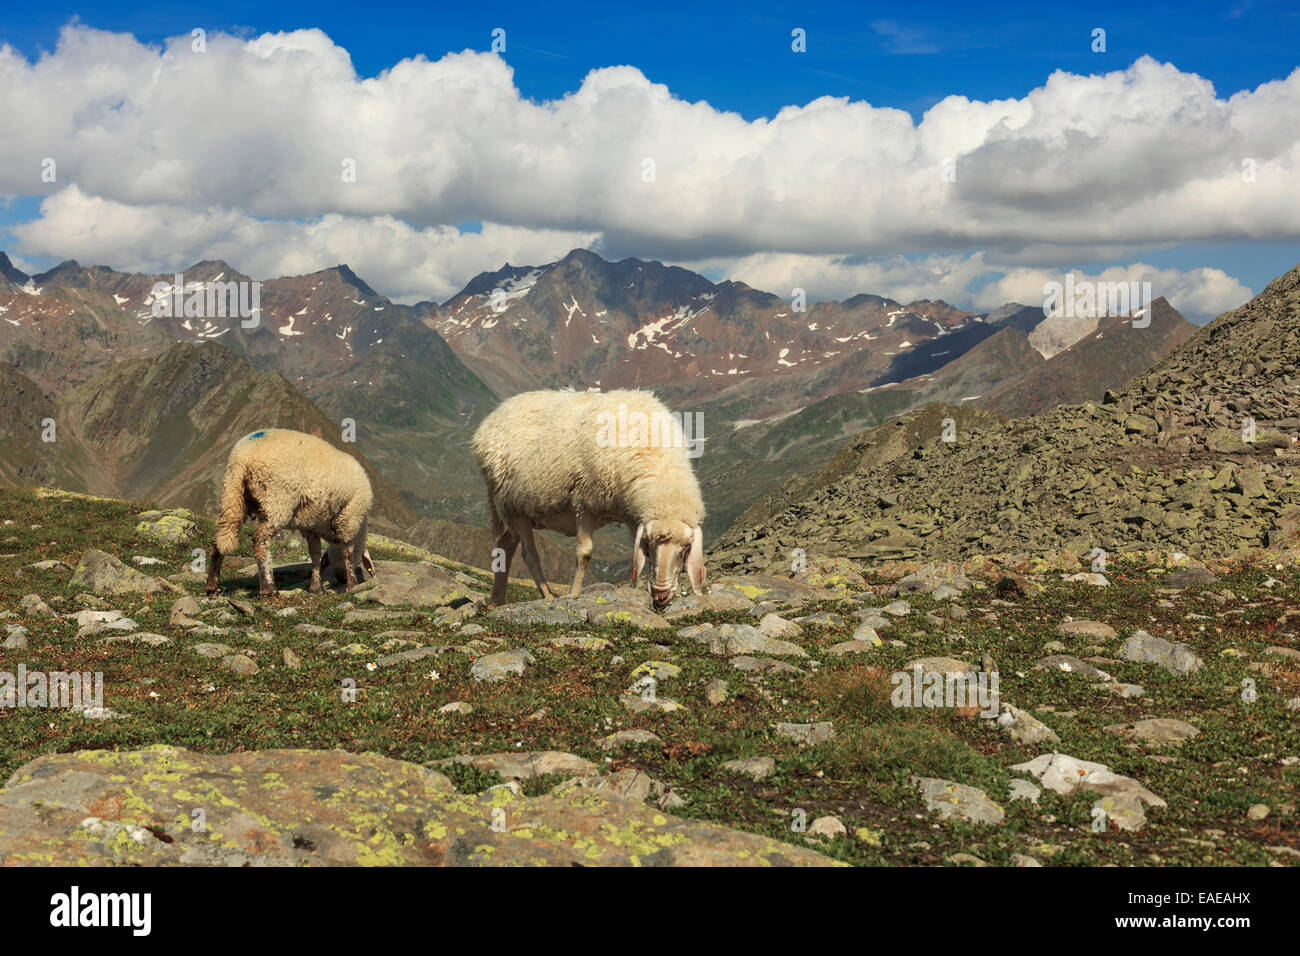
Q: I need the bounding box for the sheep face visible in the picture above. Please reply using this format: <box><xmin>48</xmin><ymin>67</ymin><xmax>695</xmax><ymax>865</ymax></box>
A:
<box><xmin>634</xmin><ymin>519</ymin><xmax>705</xmax><ymax>610</ymax></box>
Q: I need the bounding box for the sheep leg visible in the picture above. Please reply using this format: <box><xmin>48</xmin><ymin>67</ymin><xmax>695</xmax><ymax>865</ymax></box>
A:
<box><xmin>254</xmin><ymin>521</ymin><xmax>277</xmax><ymax>597</ymax></box>
<box><xmin>341</xmin><ymin>541</ymin><xmax>358</xmax><ymax>592</ymax></box>
<box><xmin>487</xmin><ymin>530</ymin><xmax>518</xmax><ymax>607</ymax></box>
<box><xmin>513</xmin><ymin>521</ymin><xmax>553</xmax><ymax>600</ymax></box>
<box><xmin>571</xmin><ymin>514</ymin><xmax>597</xmax><ymax>597</ymax></box>
<box><xmin>304</xmin><ymin>532</ymin><xmax>322</xmax><ymax>593</ymax></box>
<box><xmin>625</xmin><ymin>523</ymin><xmax>638</xmax><ymax>587</ymax></box>
<box><xmin>204</xmin><ymin>541</ymin><xmax>224</xmax><ymax>594</ymax></box>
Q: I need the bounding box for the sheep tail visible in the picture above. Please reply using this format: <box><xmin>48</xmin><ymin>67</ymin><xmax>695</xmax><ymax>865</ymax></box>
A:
<box><xmin>214</xmin><ymin>458</ymin><xmax>248</xmax><ymax>554</ymax></box>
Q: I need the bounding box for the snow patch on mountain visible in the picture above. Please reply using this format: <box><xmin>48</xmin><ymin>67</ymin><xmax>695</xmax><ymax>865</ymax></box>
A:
<box><xmin>1028</xmin><ymin>311</ymin><xmax>1101</xmax><ymax>359</ymax></box>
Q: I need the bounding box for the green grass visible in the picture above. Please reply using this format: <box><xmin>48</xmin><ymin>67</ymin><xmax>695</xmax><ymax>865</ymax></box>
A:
<box><xmin>1</xmin><ymin>485</ymin><xmax>1298</xmax><ymax>866</ymax></box>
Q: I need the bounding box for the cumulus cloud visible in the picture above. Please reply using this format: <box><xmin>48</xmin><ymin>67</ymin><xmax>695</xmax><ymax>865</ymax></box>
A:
<box><xmin>11</xmin><ymin>186</ymin><xmax>599</xmax><ymax>303</ymax></box>
<box><xmin>712</xmin><ymin>251</ymin><xmax>1252</xmax><ymax>322</ymax></box>
<box><xmin>0</xmin><ymin>24</ymin><xmax>1288</xmax><ymax>312</ymax></box>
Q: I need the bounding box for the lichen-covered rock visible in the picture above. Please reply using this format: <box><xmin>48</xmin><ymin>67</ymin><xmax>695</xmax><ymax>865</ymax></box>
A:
<box><xmin>678</xmin><ymin>622</ymin><xmax>807</xmax><ymax>658</ymax></box>
<box><xmin>912</xmin><ymin>777</ymin><xmax>1005</xmax><ymax>826</ymax></box>
<box><xmin>992</xmin><ymin>703</ymin><xmax>1060</xmax><ymax>745</ymax></box>
<box><xmin>70</xmin><ymin>549</ymin><xmax>174</xmax><ymax>596</ymax></box>
<box><xmin>18</xmin><ymin>594</ymin><xmax>53</xmax><ymax>617</ymax></box>
<box><xmin>134</xmin><ymin>509</ymin><xmax>200</xmax><ymax>544</ymax></box>
<box><xmin>706</xmin><ymin>575</ymin><xmax>841</xmax><ymax>606</ymax></box>
<box><xmin>891</xmin><ymin>564</ymin><xmax>972</xmax><ymax>596</ymax></box>
<box><xmin>470</xmin><ymin>648</ymin><xmax>535</xmax><ymax>682</ymax></box>
<box><xmin>0</xmin><ymin>747</ymin><xmax>837</xmax><ymax>866</ymax></box>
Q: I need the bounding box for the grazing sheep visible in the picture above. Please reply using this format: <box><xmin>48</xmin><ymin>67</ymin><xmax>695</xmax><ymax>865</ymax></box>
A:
<box><xmin>205</xmin><ymin>428</ymin><xmax>376</xmax><ymax>596</ymax></box>
<box><xmin>473</xmin><ymin>389</ymin><xmax>706</xmax><ymax>610</ymax></box>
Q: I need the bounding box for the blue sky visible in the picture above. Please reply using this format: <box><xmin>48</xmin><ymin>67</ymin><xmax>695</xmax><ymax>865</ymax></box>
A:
<box><xmin>3</xmin><ymin>1</ymin><xmax>1297</xmax><ymax>119</ymax></box>
<box><xmin>1</xmin><ymin>1</ymin><xmax>1298</xmax><ymax>316</ymax></box>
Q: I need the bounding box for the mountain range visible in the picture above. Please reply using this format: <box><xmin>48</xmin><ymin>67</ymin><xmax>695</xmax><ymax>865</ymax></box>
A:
<box><xmin>0</xmin><ymin>247</ymin><xmax>1199</xmax><ymax>571</ymax></box>
<box><xmin>712</xmin><ymin>263</ymin><xmax>1300</xmax><ymax>567</ymax></box>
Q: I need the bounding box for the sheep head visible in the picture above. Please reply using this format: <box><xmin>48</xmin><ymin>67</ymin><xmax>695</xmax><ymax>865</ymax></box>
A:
<box><xmin>633</xmin><ymin>519</ymin><xmax>705</xmax><ymax>610</ymax></box>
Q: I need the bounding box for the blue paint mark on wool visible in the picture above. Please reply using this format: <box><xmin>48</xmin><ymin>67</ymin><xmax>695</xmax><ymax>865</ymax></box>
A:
<box><xmin>246</xmin><ymin>430</ymin><xmax>268</xmax><ymax>441</ymax></box>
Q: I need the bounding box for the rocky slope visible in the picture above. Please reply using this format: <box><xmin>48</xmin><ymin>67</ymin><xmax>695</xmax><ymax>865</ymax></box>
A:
<box><xmin>712</xmin><ymin>267</ymin><xmax>1300</xmax><ymax>569</ymax></box>
<box><xmin>0</xmin><ymin>363</ymin><xmax>106</xmax><ymax>494</ymax></box>
<box><xmin>696</xmin><ymin>301</ymin><xmax>1194</xmax><ymax>538</ymax></box>
<box><xmin>0</xmin><ymin>258</ymin><xmax>497</xmax><ymax>518</ymax></box>
<box><xmin>984</xmin><ymin>298</ymin><xmax>1196</xmax><ymax>417</ymax></box>
<box><xmin>3</xmin><ymin>342</ymin><xmax>417</xmax><ymax>533</ymax></box>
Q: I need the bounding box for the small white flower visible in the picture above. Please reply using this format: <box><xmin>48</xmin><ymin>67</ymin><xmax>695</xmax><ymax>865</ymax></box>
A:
<box><xmin>365</xmin><ymin>662</ymin><xmax>377</xmax><ymax>672</ymax></box>
<box><xmin>425</xmin><ymin>670</ymin><xmax>440</xmax><ymax>681</ymax></box>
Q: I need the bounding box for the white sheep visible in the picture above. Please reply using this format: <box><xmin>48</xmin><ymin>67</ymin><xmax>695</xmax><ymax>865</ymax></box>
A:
<box><xmin>205</xmin><ymin>428</ymin><xmax>376</xmax><ymax>596</ymax></box>
<box><xmin>472</xmin><ymin>388</ymin><xmax>706</xmax><ymax>610</ymax></box>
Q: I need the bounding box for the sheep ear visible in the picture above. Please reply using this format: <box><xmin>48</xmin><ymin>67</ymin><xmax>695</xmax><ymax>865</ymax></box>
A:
<box><xmin>686</xmin><ymin>525</ymin><xmax>705</xmax><ymax>594</ymax></box>
<box><xmin>632</xmin><ymin>523</ymin><xmax>646</xmax><ymax>584</ymax></box>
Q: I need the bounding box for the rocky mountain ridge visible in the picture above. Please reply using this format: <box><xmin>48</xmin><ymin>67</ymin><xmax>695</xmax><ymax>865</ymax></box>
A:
<box><xmin>711</xmin><ymin>267</ymin><xmax>1300</xmax><ymax>568</ymax></box>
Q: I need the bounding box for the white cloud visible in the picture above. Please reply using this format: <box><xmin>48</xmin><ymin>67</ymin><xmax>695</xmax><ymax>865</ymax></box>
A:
<box><xmin>0</xmin><ymin>24</ymin><xmax>1287</xmax><ymax>312</ymax></box>
<box><xmin>3</xmin><ymin>26</ymin><xmax>1299</xmax><ymax>252</ymax></box>
<box><xmin>11</xmin><ymin>185</ymin><xmax>598</xmax><ymax>304</ymax></box>
<box><xmin>711</xmin><ymin>251</ymin><xmax>1252</xmax><ymax>321</ymax></box>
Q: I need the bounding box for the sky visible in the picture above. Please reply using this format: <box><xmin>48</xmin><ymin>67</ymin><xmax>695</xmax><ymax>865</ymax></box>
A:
<box><xmin>1</xmin><ymin>0</ymin><xmax>1298</xmax><ymax>320</ymax></box>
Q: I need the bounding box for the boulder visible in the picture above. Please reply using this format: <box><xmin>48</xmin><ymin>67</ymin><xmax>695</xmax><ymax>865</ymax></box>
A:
<box><xmin>0</xmin><ymin>747</ymin><xmax>836</xmax><ymax>866</ymax></box>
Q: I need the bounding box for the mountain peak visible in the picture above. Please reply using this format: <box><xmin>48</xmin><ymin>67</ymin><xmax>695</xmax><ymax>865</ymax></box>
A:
<box><xmin>330</xmin><ymin>264</ymin><xmax>380</xmax><ymax>299</ymax></box>
<box><xmin>559</xmin><ymin>247</ymin><xmax>603</xmax><ymax>265</ymax></box>
<box><xmin>0</xmin><ymin>252</ymin><xmax>29</xmax><ymax>286</ymax></box>
<box><xmin>449</xmin><ymin>261</ymin><xmax>553</xmax><ymax>303</ymax></box>
<box><xmin>182</xmin><ymin>259</ymin><xmax>241</xmax><ymax>278</ymax></box>
<box><xmin>32</xmin><ymin>259</ymin><xmax>114</xmax><ymax>288</ymax></box>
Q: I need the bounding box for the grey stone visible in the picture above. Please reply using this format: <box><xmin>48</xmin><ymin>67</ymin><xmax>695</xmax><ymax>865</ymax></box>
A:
<box><xmin>221</xmin><ymin>654</ymin><xmax>260</xmax><ymax>676</ymax></box>
<box><xmin>774</xmin><ymin>722</ymin><xmax>834</xmax><ymax>746</ymax></box>
<box><xmin>470</xmin><ymin>648</ymin><xmax>535</xmax><ymax>682</ymax></box>
<box><xmin>1121</xmin><ymin>630</ymin><xmax>1204</xmax><ymax>675</ymax></box>
<box><xmin>912</xmin><ymin>777</ymin><xmax>1004</xmax><ymax>826</ymax></box>
<box><xmin>720</xmin><ymin>757</ymin><xmax>776</xmax><ymax>781</ymax></box>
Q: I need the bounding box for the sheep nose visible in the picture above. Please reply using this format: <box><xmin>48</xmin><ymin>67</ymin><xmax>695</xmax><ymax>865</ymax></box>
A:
<box><xmin>651</xmin><ymin>587</ymin><xmax>674</xmax><ymax>609</ymax></box>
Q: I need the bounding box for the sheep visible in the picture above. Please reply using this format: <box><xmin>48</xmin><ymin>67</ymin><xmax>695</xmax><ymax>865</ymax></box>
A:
<box><xmin>473</xmin><ymin>388</ymin><xmax>706</xmax><ymax>611</ymax></box>
<box><xmin>204</xmin><ymin>428</ymin><xmax>376</xmax><ymax>596</ymax></box>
